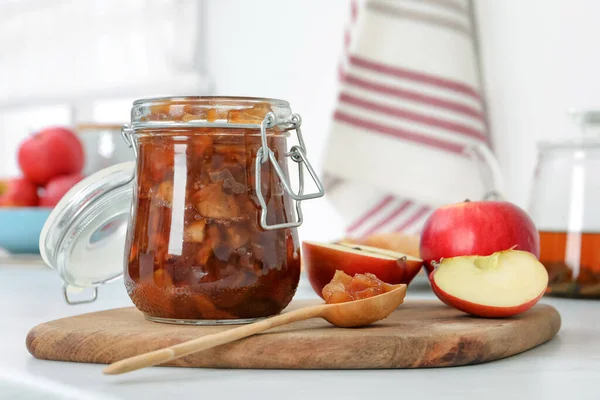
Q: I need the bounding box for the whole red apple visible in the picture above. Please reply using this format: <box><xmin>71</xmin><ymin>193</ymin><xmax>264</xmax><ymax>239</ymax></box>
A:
<box><xmin>0</xmin><ymin>178</ymin><xmax>39</xmax><ymax>207</ymax></box>
<box><xmin>420</xmin><ymin>200</ymin><xmax>540</xmax><ymax>274</ymax></box>
<box><xmin>39</xmin><ymin>173</ymin><xmax>83</xmax><ymax>207</ymax></box>
<box><xmin>18</xmin><ymin>127</ymin><xmax>84</xmax><ymax>186</ymax></box>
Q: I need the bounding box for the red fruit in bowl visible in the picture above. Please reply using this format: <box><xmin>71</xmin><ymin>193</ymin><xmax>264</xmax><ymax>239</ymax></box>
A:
<box><xmin>18</xmin><ymin>127</ymin><xmax>84</xmax><ymax>186</ymax></box>
<box><xmin>39</xmin><ymin>173</ymin><xmax>84</xmax><ymax>207</ymax></box>
<box><xmin>420</xmin><ymin>200</ymin><xmax>540</xmax><ymax>274</ymax></box>
<box><xmin>0</xmin><ymin>178</ymin><xmax>39</xmax><ymax>207</ymax></box>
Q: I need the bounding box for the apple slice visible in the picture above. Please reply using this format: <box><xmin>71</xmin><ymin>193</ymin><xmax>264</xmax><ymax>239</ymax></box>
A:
<box><xmin>430</xmin><ymin>249</ymin><xmax>549</xmax><ymax>318</ymax></box>
<box><xmin>302</xmin><ymin>241</ymin><xmax>423</xmax><ymax>299</ymax></box>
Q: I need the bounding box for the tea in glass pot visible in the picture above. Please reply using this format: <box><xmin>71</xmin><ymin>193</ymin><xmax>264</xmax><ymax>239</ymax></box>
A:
<box><xmin>529</xmin><ymin>110</ymin><xmax>600</xmax><ymax>298</ymax></box>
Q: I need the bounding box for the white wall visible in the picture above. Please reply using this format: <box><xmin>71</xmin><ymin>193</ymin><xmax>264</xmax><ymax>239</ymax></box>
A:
<box><xmin>476</xmin><ymin>0</ymin><xmax>600</xmax><ymax>208</ymax></box>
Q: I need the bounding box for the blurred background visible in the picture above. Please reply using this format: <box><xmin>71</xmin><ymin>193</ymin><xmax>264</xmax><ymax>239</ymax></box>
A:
<box><xmin>1</xmin><ymin>0</ymin><xmax>600</xmax><ymax>248</ymax></box>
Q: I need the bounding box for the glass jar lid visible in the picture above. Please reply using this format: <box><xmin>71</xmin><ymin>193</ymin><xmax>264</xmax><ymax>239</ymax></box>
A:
<box><xmin>39</xmin><ymin>161</ymin><xmax>135</xmax><ymax>302</ymax></box>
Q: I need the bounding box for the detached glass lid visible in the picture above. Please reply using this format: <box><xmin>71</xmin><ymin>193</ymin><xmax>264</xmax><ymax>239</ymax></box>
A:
<box><xmin>39</xmin><ymin>161</ymin><xmax>135</xmax><ymax>304</ymax></box>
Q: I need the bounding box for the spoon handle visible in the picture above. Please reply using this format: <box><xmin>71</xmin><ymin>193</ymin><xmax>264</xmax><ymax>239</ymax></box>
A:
<box><xmin>103</xmin><ymin>304</ymin><xmax>327</xmax><ymax>375</ymax></box>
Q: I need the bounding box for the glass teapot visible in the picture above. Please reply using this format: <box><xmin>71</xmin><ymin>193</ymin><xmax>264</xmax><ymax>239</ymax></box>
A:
<box><xmin>529</xmin><ymin>110</ymin><xmax>600</xmax><ymax>298</ymax></box>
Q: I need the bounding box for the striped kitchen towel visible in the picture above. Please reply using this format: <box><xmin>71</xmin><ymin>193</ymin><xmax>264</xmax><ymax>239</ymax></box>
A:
<box><xmin>323</xmin><ymin>0</ymin><xmax>502</xmax><ymax>239</ymax></box>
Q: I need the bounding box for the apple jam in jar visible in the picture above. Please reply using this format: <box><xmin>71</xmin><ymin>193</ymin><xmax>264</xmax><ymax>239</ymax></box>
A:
<box><xmin>122</xmin><ymin>97</ymin><xmax>324</xmax><ymax>324</ymax></box>
<box><xmin>38</xmin><ymin>96</ymin><xmax>324</xmax><ymax>325</ymax></box>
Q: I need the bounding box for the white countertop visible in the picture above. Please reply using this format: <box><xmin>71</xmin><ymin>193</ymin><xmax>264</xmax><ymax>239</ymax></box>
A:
<box><xmin>1</xmin><ymin>262</ymin><xmax>599</xmax><ymax>400</ymax></box>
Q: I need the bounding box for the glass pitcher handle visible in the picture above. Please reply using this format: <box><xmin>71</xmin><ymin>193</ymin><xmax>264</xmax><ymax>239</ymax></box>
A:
<box><xmin>462</xmin><ymin>141</ymin><xmax>505</xmax><ymax>201</ymax></box>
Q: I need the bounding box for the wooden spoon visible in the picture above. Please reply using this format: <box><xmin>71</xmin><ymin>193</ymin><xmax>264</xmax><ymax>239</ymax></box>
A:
<box><xmin>103</xmin><ymin>284</ymin><xmax>407</xmax><ymax>375</ymax></box>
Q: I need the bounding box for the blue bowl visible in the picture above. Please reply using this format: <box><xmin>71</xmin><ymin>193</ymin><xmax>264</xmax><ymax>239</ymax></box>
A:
<box><xmin>0</xmin><ymin>208</ymin><xmax>52</xmax><ymax>254</ymax></box>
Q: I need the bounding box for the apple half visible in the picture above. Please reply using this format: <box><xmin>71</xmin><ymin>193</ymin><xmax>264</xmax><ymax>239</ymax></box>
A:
<box><xmin>430</xmin><ymin>249</ymin><xmax>548</xmax><ymax>318</ymax></box>
<box><xmin>302</xmin><ymin>241</ymin><xmax>423</xmax><ymax>299</ymax></box>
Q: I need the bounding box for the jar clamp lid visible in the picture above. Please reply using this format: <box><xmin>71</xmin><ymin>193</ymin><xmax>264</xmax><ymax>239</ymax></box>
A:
<box><xmin>39</xmin><ymin>97</ymin><xmax>325</xmax><ymax>305</ymax></box>
<box><xmin>39</xmin><ymin>161</ymin><xmax>135</xmax><ymax>304</ymax></box>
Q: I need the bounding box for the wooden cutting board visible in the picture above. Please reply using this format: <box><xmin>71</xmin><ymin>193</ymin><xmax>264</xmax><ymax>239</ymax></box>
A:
<box><xmin>26</xmin><ymin>300</ymin><xmax>561</xmax><ymax>369</ymax></box>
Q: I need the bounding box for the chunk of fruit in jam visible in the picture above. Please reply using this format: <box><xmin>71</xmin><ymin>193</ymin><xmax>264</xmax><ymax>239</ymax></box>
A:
<box><xmin>228</xmin><ymin>102</ymin><xmax>272</xmax><ymax>123</ymax></box>
<box><xmin>211</xmin><ymin>169</ymin><xmax>246</xmax><ymax>194</ymax></box>
<box><xmin>194</xmin><ymin>181</ymin><xmax>242</xmax><ymax>220</ymax></box>
<box><xmin>226</xmin><ymin>225</ymin><xmax>250</xmax><ymax>249</ymax></box>
<box><xmin>153</xmin><ymin>268</ymin><xmax>173</xmax><ymax>287</ymax></box>
<box><xmin>207</xmin><ymin>108</ymin><xmax>228</xmax><ymax>122</ymax></box>
<box><xmin>154</xmin><ymin>180</ymin><xmax>173</xmax><ymax>206</ymax></box>
<box><xmin>184</xmin><ymin>220</ymin><xmax>206</xmax><ymax>243</ymax></box>
<box><xmin>322</xmin><ymin>270</ymin><xmax>396</xmax><ymax>304</ymax></box>
<box><xmin>147</xmin><ymin>104</ymin><xmax>171</xmax><ymax>121</ymax></box>
<box><xmin>139</xmin><ymin>139</ymin><xmax>174</xmax><ymax>185</ymax></box>
<box><xmin>182</xmin><ymin>105</ymin><xmax>208</xmax><ymax>121</ymax></box>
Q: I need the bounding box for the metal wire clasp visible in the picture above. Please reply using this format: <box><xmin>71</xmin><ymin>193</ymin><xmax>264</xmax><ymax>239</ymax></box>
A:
<box><xmin>255</xmin><ymin>112</ymin><xmax>325</xmax><ymax>230</ymax></box>
<box><xmin>62</xmin><ymin>284</ymin><xmax>98</xmax><ymax>305</ymax></box>
<box><xmin>121</xmin><ymin>124</ymin><xmax>138</xmax><ymax>160</ymax></box>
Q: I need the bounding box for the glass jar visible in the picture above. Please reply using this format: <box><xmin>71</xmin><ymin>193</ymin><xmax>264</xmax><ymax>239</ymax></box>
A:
<box><xmin>39</xmin><ymin>96</ymin><xmax>325</xmax><ymax>324</ymax></box>
<box><xmin>529</xmin><ymin>110</ymin><xmax>600</xmax><ymax>298</ymax></box>
<box><xmin>75</xmin><ymin>123</ymin><xmax>135</xmax><ymax>176</ymax></box>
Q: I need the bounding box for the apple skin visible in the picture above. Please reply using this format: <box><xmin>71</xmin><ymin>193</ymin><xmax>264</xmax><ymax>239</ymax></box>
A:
<box><xmin>302</xmin><ymin>242</ymin><xmax>423</xmax><ymax>299</ymax></box>
<box><xmin>18</xmin><ymin>127</ymin><xmax>84</xmax><ymax>186</ymax></box>
<box><xmin>0</xmin><ymin>178</ymin><xmax>39</xmax><ymax>207</ymax></box>
<box><xmin>429</xmin><ymin>271</ymin><xmax>544</xmax><ymax>318</ymax></box>
<box><xmin>420</xmin><ymin>201</ymin><xmax>540</xmax><ymax>274</ymax></box>
<box><xmin>39</xmin><ymin>173</ymin><xmax>84</xmax><ymax>207</ymax></box>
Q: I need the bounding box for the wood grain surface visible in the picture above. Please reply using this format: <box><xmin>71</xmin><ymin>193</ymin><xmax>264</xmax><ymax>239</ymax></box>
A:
<box><xmin>26</xmin><ymin>300</ymin><xmax>561</xmax><ymax>369</ymax></box>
